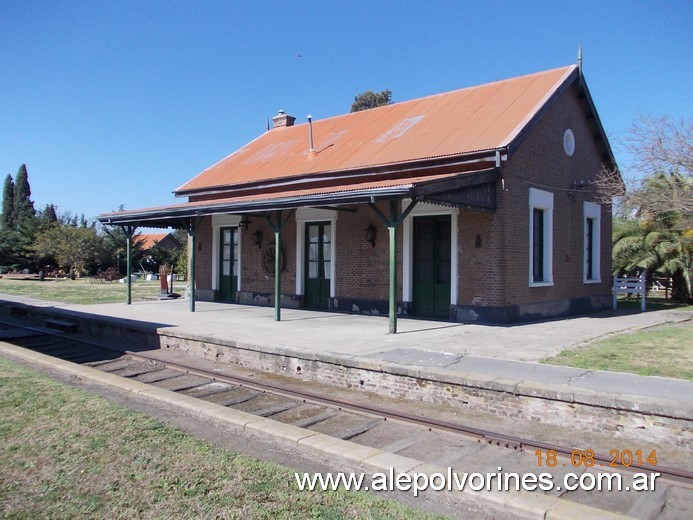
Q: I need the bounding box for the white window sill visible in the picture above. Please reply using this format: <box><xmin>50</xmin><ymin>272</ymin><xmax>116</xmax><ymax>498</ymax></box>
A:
<box><xmin>529</xmin><ymin>281</ymin><xmax>554</xmax><ymax>288</ymax></box>
<box><xmin>583</xmin><ymin>279</ymin><xmax>602</xmax><ymax>284</ymax></box>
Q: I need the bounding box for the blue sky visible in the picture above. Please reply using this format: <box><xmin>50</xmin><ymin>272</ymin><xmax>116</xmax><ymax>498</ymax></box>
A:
<box><xmin>1</xmin><ymin>0</ymin><xmax>691</xmax><ymax>220</ymax></box>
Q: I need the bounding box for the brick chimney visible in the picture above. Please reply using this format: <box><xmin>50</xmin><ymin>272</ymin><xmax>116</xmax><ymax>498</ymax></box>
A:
<box><xmin>272</xmin><ymin>109</ymin><xmax>296</xmax><ymax>128</ymax></box>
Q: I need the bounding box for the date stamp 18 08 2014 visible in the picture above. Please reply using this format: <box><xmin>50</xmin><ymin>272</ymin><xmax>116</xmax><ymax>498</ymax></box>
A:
<box><xmin>535</xmin><ymin>449</ymin><xmax>658</xmax><ymax>468</ymax></box>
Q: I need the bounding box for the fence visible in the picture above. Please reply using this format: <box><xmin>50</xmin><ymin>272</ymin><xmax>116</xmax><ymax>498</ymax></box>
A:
<box><xmin>612</xmin><ymin>272</ymin><xmax>646</xmax><ymax>311</ymax></box>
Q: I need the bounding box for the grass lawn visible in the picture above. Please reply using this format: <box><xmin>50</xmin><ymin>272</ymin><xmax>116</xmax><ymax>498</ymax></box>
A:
<box><xmin>0</xmin><ymin>358</ymin><xmax>443</xmax><ymax>519</ymax></box>
<box><xmin>613</xmin><ymin>295</ymin><xmax>693</xmax><ymax>312</ymax></box>
<box><xmin>0</xmin><ymin>277</ymin><xmax>166</xmax><ymax>305</ymax></box>
<box><xmin>543</xmin><ymin>320</ymin><xmax>693</xmax><ymax>381</ymax></box>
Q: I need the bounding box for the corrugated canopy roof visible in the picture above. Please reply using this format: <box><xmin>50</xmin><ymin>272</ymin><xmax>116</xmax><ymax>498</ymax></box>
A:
<box><xmin>176</xmin><ymin>66</ymin><xmax>578</xmax><ymax>196</ymax></box>
<box><xmin>99</xmin><ymin>166</ymin><xmax>500</xmax><ymax>227</ymax></box>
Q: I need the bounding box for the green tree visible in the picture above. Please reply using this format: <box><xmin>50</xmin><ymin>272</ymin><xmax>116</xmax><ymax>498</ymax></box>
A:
<box><xmin>36</xmin><ymin>204</ymin><xmax>59</xmax><ymax>231</ymax></box>
<box><xmin>613</xmin><ymin>218</ymin><xmax>692</xmax><ymax>302</ymax></box>
<box><xmin>32</xmin><ymin>225</ymin><xmax>104</xmax><ymax>276</ymax></box>
<box><xmin>635</xmin><ymin>171</ymin><xmax>692</xmax><ymax>230</ymax></box>
<box><xmin>0</xmin><ymin>230</ymin><xmax>21</xmax><ymax>270</ymax></box>
<box><xmin>351</xmin><ymin>89</ymin><xmax>393</xmax><ymax>112</ymax></box>
<box><xmin>603</xmin><ymin>116</ymin><xmax>692</xmax><ymax>302</ymax></box>
<box><xmin>174</xmin><ymin>242</ymin><xmax>188</xmax><ymax>277</ymax></box>
<box><xmin>99</xmin><ymin>221</ymin><xmax>146</xmax><ymax>274</ymax></box>
<box><xmin>0</xmin><ymin>174</ymin><xmax>17</xmax><ymax>269</ymax></box>
<box><xmin>1</xmin><ymin>174</ymin><xmax>15</xmax><ymax>230</ymax></box>
<box><xmin>144</xmin><ymin>242</ymin><xmax>176</xmax><ymax>272</ymax></box>
<box><xmin>0</xmin><ymin>165</ymin><xmax>39</xmax><ymax>270</ymax></box>
<box><xmin>13</xmin><ymin>164</ymin><xmax>35</xmax><ymax>225</ymax></box>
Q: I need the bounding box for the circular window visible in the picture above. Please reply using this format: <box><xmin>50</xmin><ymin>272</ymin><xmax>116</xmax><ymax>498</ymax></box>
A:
<box><xmin>563</xmin><ymin>129</ymin><xmax>575</xmax><ymax>157</ymax></box>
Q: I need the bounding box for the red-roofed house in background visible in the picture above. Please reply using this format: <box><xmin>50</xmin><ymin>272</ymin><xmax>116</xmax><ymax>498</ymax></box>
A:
<box><xmin>99</xmin><ymin>63</ymin><xmax>620</xmax><ymax>331</ymax></box>
<box><xmin>137</xmin><ymin>232</ymin><xmax>183</xmax><ymax>253</ymax></box>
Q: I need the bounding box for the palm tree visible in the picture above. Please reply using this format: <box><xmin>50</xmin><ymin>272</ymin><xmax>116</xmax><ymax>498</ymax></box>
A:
<box><xmin>612</xmin><ymin>218</ymin><xmax>692</xmax><ymax>302</ymax></box>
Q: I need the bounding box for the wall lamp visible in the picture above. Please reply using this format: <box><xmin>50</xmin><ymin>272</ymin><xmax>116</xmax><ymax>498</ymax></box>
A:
<box><xmin>365</xmin><ymin>225</ymin><xmax>376</xmax><ymax>247</ymax></box>
<box><xmin>252</xmin><ymin>230</ymin><xmax>263</xmax><ymax>249</ymax></box>
<box><xmin>239</xmin><ymin>216</ymin><xmax>251</xmax><ymax>230</ymax></box>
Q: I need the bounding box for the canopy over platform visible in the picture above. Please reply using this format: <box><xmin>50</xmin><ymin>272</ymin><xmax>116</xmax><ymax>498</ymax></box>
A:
<box><xmin>99</xmin><ymin>164</ymin><xmax>500</xmax><ymax>229</ymax></box>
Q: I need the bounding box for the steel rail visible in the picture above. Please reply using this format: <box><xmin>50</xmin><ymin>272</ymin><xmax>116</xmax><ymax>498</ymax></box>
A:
<box><xmin>2</xmin><ymin>318</ymin><xmax>691</xmax><ymax>486</ymax></box>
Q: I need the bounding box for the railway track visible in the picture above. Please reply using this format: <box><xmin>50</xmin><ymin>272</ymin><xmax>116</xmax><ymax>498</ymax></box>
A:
<box><xmin>1</xmin><ymin>318</ymin><xmax>691</xmax><ymax>518</ymax></box>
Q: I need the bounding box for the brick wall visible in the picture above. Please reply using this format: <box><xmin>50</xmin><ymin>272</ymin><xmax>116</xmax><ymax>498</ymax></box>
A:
<box><xmin>457</xmin><ymin>210</ymin><xmax>502</xmax><ymax>307</ymax></box>
<box><xmin>486</xmin><ymin>84</ymin><xmax>612</xmax><ymax>308</ymax></box>
<box><xmin>195</xmin><ymin>216</ymin><xmax>213</xmax><ymax>290</ymax></box>
<box><xmin>335</xmin><ymin>202</ymin><xmax>402</xmax><ymax>302</ymax></box>
<box><xmin>242</xmin><ymin>215</ymin><xmax>298</xmax><ymax>297</ymax></box>
<box><xmin>452</xmin><ymin>84</ymin><xmax>612</xmax><ymax>317</ymax></box>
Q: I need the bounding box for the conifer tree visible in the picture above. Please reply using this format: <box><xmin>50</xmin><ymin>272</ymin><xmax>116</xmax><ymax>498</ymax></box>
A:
<box><xmin>13</xmin><ymin>164</ymin><xmax>35</xmax><ymax>225</ymax></box>
<box><xmin>1</xmin><ymin>174</ymin><xmax>14</xmax><ymax>230</ymax></box>
<box><xmin>36</xmin><ymin>204</ymin><xmax>59</xmax><ymax>232</ymax></box>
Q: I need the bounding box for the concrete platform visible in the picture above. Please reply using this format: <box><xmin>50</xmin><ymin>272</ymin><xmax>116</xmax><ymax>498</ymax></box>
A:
<box><xmin>1</xmin><ymin>293</ymin><xmax>690</xmax><ymax>408</ymax></box>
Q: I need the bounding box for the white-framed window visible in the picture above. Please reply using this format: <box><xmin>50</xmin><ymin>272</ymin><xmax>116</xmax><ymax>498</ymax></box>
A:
<box><xmin>528</xmin><ymin>188</ymin><xmax>554</xmax><ymax>286</ymax></box>
<box><xmin>583</xmin><ymin>201</ymin><xmax>601</xmax><ymax>283</ymax></box>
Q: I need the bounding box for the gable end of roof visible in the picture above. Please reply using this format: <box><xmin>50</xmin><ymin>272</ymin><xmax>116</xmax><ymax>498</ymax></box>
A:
<box><xmin>503</xmin><ymin>66</ymin><xmax>617</xmax><ymax>170</ymax></box>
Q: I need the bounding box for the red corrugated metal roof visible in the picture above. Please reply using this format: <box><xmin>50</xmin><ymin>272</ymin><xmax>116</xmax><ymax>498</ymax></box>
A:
<box><xmin>176</xmin><ymin>66</ymin><xmax>577</xmax><ymax>195</ymax></box>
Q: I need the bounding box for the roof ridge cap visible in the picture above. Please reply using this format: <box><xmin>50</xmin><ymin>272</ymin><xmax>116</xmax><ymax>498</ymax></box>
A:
<box><xmin>294</xmin><ymin>65</ymin><xmax>579</xmax><ymax>127</ymax></box>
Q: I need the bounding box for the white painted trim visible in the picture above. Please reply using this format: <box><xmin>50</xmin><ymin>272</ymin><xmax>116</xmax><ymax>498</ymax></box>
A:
<box><xmin>583</xmin><ymin>201</ymin><xmax>602</xmax><ymax>283</ymax></box>
<box><xmin>529</xmin><ymin>281</ymin><xmax>554</xmax><ymax>288</ymax></box>
<box><xmin>294</xmin><ymin>208</ymin><xmax>340</xmax><ymax>222</ymax></box>
<box><xmin>295</xmin><ymin>227</ymin><xmax>303</xmax><ymax>295</ymax></box>
<box><xmin>295</xmin><ymin>208</ymin><xmax>337</xmax><ymax>297</ymax></box>
<box><xmin>528</xmin><ymin>188</ymin><xmax>554</xmax><ymax>287</ymax></box>
<box><xmin>211</xmin><ymin>215</ymin><xmax>243</xmax><ymax>292</ymax></box>
<box><xmin>451</xmin><ymin>216</ymin><xmax>458</xmax><ymax>304</ymax></box>
<box><xmin>402</xmin><ymin>200</ymin><xmax>458</xmax><ymax>304</ymax></box>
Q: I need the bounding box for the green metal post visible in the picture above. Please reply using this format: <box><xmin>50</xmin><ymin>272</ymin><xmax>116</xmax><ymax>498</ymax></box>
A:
<box><xmin>388</xmin><ymin>224</ymin><xmax>397</xmax><ymax>334</ymax></box>
<box><xmin>126</xmin><ymin>227</ymin><xmax>132</xmax><ymax>305</ymax></box>
<box><xmin>369</xmin><ymin>199</ymin><xmax>418</xmax><ymax>335</ymax></box>
<box><xmin>262</xmin><ymin>209</ymin><xmax>293</xmax><ymax>323</ymax></box>
<box><xmin>188</xmin><ymin>218</ymin><xmax>196</xmax><ymax>312</ymax></box>
<box><xmin>119</xmin><ymin>224</ymin><xmax>139</xmax><ymax>305</ymax></box>
<box><xmin>274</xmin><ymin>227</ymin><xmax>281</xmax><ymax>321</ymax></box>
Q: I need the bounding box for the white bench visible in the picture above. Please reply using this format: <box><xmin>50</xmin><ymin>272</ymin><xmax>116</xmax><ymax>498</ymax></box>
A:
<box><xmin>613</xmin><ymin>272</ymin><xmax>646</xmax><ymax>311</ymax></box>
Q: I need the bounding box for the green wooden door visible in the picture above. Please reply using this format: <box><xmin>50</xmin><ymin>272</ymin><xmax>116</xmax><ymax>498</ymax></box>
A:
<box><xmin>304</xmin><ymin>222</ymin><xmax>331</xmax><ymax>309</ymax></box>
<box><xmin>412</xmin><ymin>216</ymin><xmax>451</xmax><ymax>318</ymax></box>
<box><xmin>219</xmin><ymin>227</ymin><xmax>238</xmax><ymax>301</ymax></box>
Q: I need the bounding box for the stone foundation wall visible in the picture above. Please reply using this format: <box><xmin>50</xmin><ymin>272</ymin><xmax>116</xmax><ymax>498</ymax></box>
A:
<box><xmin>157</xmin><ymin>329</ymin><xmax>690</xmax><ymax>451</ymax></box>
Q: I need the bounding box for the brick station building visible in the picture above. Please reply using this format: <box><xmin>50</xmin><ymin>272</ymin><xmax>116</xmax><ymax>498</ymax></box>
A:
<box><xmin>99</xmin><ymin>64</ymin><xmax>619</xmax><ymax>328</ymax></box>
